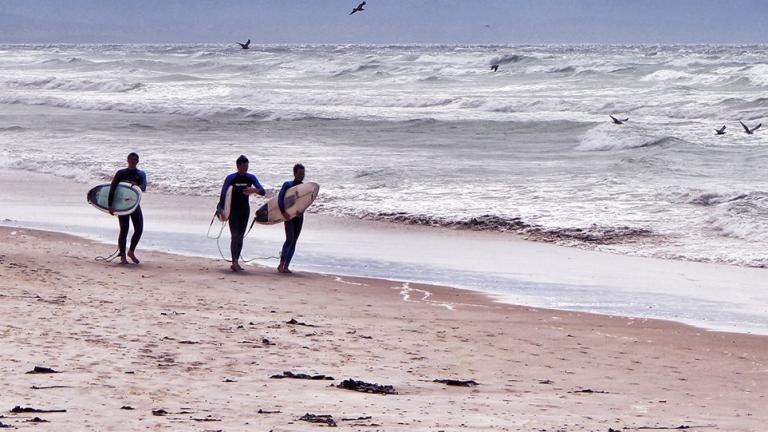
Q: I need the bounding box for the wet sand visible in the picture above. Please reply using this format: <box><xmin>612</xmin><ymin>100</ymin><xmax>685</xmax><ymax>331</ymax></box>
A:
<box><xmin>1</xmin><ymin>226</ymin><xmax>767</xmax><ymax>431</ymax></box>
<box><xmin>2</xmin><ymin>167</ymin><xmax>767</xmax><ymax>335</ymax></box>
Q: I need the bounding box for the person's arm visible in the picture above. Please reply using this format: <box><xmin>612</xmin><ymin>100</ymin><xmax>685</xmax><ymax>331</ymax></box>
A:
<box><xmin>138</xmin><ymin>170</ymin><xmax>147</xmax><ymax>192</ymax></box>
<box><xmin>217</xmin><ymin>174</ymin><xmax>233</xmax><ymax>212</ymax></box>
<box><xmin>278</xmin><ymin>181</ymin><xmax>291</xmax><ymax>214</ymax></box>
<box><xmin>248</xmin><ymin>174</ymin><xmax>266</xmax><ymax>196</ymax></box>
<box><xmin>107</xmin><ymin>170</ymin><xmax>123</xmax><ymax>208</ymax></box>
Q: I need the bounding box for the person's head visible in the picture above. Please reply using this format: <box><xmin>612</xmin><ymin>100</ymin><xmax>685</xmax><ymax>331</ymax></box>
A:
<box><xmin>127</xmin><ymin>152</ymin><xmax>139</xmax><ymax>169</ymax></box>
<box><xmin>236</xmin><ymin>155</ymin><xmax>249</xmax><ymax>173</ymax></box>
<box><xmin>293</xmin><ymin>163</ymin><xmax>305</xmax><ymax>182</ymax></box>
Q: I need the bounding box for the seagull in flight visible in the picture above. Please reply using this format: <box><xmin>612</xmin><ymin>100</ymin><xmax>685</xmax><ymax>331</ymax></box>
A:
<box><xmin>237</xmin><ymin>39</ymin><xmax>251</xmax><ymax>50</ymax></box>
<box><xmin>490</xmin><ymin>64</ymin><xmax>499</xmax><ymax>72</ymax></box>
<box><xmin>349</xmin><ymin>1</ymin><xmax>366</xmax><ymax>15</ymax></box>
<box><xmin>610</xmin><ymin>115</ymin><xmax>628</xmax><ymax>125</ymax></box>
<box><xmin>714</xmin><ymin>125</ymin><xmax>726</xmax><ymax>135</ymax></box>
<box><xmin>740</xmin><ymin>120</ymin><xmax>761</xmax><ymax>135</ymax></box>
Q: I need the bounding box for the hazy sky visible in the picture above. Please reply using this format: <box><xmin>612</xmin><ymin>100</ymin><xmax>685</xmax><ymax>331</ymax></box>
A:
<box><xmin>1</xmin><ymin>0</ymin><xmax>767</xmax><ymax>44</ymax></box>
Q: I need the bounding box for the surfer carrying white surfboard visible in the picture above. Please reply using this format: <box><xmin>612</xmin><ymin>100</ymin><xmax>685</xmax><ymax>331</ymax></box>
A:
<box><xmin>108</xmin><ymin>152</ymin><xmax>147</xmax><ymax>264</ymax></box>
<box><xmin>277</xmin><ymin>164</ymin><xmax>306</xmax><ymax>274</ymax></box>
<box><xmin>217</xmin><ymin>155</ymin><xmax>265</xmax><ymax>271</ymax></box>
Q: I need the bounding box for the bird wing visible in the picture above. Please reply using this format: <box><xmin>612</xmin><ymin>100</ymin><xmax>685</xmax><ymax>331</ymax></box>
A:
<box><xmin>740</xmin><ymin>121</ymin><xmax>750</xmax><ymax>133</ymax></box>
<box><xmin>609</xmin><ymin>115</ymin><xmax>618</xmax><ymax>122</ymax></box>
<box><xmin>752</xmin><ymin>123</ymin><xmax>762</xmax><ymax>132</ymax></box>
<box><xmin>621</xmin><ymin>118</ymin><xmax>629</xmax><ymax>122</ymax></box>
<box><xmin>246</xmin><ymin>39</ymin><xmax>250</xmax><ymax>45</ymax></box>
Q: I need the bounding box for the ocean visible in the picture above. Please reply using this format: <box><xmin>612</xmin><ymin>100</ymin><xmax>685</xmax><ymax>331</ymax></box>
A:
<box><xmin>1</xmin><ymin>43</ymin><xmax>767</xmax><ymax>269</ymax></box>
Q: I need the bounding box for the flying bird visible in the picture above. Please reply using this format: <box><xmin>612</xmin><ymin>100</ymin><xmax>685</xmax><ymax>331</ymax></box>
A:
<box><xmin>740</xmin><ymin>120</ymin><xmax>761</xmax><ymax>135</ymax></box>
<box><xmin>349</xmin><ymin>1</ymin><xmax>366</xmax><ymax>15</ymax></box>
<box><xmin>490</xmin><ymin>64</ymin><xmax>499</xmax><ymax>72</ymax></box>
<box><xmin>714</xmin><ymin>125</ymin><xmax>726</xmax><ymax>135</ymax></box>
<box><xmin>610</xmin><ymin>115</ymin><xmax>628</xmax><ymax>125</ymax></box>
<box><xmin>237</xmin><ymin>39</ymin><xmax>251</xmax><ymax>49</ymax></box>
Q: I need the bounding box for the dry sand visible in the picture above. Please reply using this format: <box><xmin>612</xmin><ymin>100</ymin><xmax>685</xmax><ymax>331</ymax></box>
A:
<box><xmin>1</xmin><ymin>226</ymin><xmax>766</xmax><ymax>431</ymax></box>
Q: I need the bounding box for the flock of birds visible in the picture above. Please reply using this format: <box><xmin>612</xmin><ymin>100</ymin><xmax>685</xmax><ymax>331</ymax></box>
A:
<box><xmin>610</xmin><ymin>115</ymin><xmax>761</xmax><ymax>135</ymax></box>
<box><xmin>235</xmin><ymin>2</ymin><xmax>764</xmax><ymax>138</ymax></box>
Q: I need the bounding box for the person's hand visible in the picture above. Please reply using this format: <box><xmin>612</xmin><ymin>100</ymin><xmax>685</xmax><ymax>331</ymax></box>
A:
<box><xmin>282</xmin><ymin>211</ymin><xmax>291</xmax><ymax>221</ymax></box>
<box><xmin>108</xmin><ymin>206</ymin><xmax>115</xmax><ymax>215</ymax></box>
<box><xmin>243</xmin><ymin>186</ymin><xmax>258</xmax><ymax>196</ymax></box>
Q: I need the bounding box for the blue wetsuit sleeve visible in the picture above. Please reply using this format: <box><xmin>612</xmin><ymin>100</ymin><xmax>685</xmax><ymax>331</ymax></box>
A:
<box><xmin>217</xmin><ymin>174</ymin><xmax>234</xmax><ymax>211</ymax></box>
<box><xmin>108</xmin><ymin>170</ymin><xmax>123</xmax><ymax>207</ymax></box>
<box><xmin>277</xmin><ymin>181</ymin><xmax>291</xmax><ymax>213</ymax></box>
<box><xmin>138</xmin><ymin>170</ymin><xmax>147</xmax><ymax>192</ymax></box>
<box><xmin>248</xmin><ymin>174</ymin><xmax>266</xmax><ymax>196</ymax></box>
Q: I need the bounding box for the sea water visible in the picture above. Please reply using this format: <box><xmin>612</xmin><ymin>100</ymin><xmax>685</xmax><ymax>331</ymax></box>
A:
<box><xmin>1</xmin><ymin>44</ymin><xmax>767</xmax><ymax>331</ymax></box>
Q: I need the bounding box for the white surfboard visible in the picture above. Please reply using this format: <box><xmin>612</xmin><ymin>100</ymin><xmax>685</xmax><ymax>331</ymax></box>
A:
<box><xmin>254</xmin><ymin>182</ymin><xmax>319</xmax><ymax>225</ymax></box>
<box><xmin>87</xmin><ymin>182</ymin><xmax>141</xmax><ymax>216</ymax></box>
<box><xmin>217</xmin><ymin>185</ymin><xmax>233</xmax><ymax>221</ymax></box>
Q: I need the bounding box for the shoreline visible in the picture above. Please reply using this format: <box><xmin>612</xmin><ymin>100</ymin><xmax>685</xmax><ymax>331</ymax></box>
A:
<box><xmin>3</xmin><ymin>223</ymin><xmax>765</xmax><ymax>342</ymax></box>
<box><xmin>1</xmin><ymin>167</ymin><xmax>767</xmax><ymax>336</ymax></box>
<box><xmin>1</xmin><ymin>225</ymin><xmax>767</xmax><ymax>431</ymax></box>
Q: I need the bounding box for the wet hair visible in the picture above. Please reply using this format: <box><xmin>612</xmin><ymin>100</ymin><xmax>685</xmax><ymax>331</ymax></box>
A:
<box><xmin>236</xmin><ymin>155</ymin><xmax>249</xmax><ymax>165</ymax></box>
<box><xmin>293</xmin><ymin>163</ymin><xmax>305</xmax><ymax>174</ymax></box>
<box><xmin>127</xmin><ymin>152</ymin><xmax>139</xmax><ymax>161</ymax></box>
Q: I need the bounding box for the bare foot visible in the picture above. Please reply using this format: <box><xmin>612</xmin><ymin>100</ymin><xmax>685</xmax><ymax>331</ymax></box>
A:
<box><xmin>277</xmin><ymin>262</ymin><xmax>285</xmax><ymax>273</ymax></box>
<box><xmin>231</xmin><ymin>263</ymin><xmax>244</xmax><ymax>272</ymax></box>
<box><xmin>127</xmin><ymin>251</ymin><xmax>140</xmax><ymax>264</ymax></box>
<box><xmin>119</xmin><ymin>256</ymin><xmax>129</xmax><ymax>265</ymax></box>
<box><xmin>282</xmin><ymin>267</ymin><xmax>292</xmax><ymax>274</ymax></box>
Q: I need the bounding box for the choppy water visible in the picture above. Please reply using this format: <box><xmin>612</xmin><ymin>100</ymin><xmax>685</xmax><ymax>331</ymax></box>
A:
<box><xmin>1</xmin><ymin>44</ymin><xmax>767</xmax><ymax>267</ymax></box>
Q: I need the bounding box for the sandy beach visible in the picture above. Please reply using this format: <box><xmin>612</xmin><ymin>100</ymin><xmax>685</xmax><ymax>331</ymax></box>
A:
<box><xmin>1</xmin><ymin>226</ymin><xmax>767</xmax><ymax>431</ymax></box>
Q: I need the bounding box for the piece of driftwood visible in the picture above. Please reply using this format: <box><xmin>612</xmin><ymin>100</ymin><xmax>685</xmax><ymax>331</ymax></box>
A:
<box><xmin>25</xmin><ymin>418</ymin><xmax>47</xmax><ymax>423</ymax></box>
<box><xmin>10</xmin><ymin>407</ymin><xmax>66</xmax><ymax>414</ymax></box>
<box><xmin>30</xmin><ymin>386</ymin><xmax>71</xmax><ymax>390</ymax></box>
<box><xmin>569</xmin><ymin>388</ymin><xmax>610</xmax><ymax>394</ymax></box>
<box><xmin>299</xmin><ymin>413</ymin><xmax>337</xmax><ymax>427</ymax></box>
<box><xmin>26</xmin><ymin>366</ymin><xmax>59</xmax><ymax>374</ymax></box>
<box><xmin>433</xmin><ymin>379</ymin><xmax>478</xmax><ymax>387</ymax></box>
<box><xmin>336</xmin><ymin>379</ymin><xmax>397</xmax><ymax>395</ymax></box>
<box><xmin>287</xmin><ymin>318</ymin><xmax>317</xmax><ymax>327</ymax></box>
<box><xmin>271</xmin><ymin>371</ymin><xmax>334</xmax><ymax>380</ymax></box>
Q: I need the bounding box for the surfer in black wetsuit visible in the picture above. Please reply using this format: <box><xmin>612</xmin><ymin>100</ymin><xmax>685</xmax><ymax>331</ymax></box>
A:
<box><xmin>217</xmin><ymin>155</ymin><xmax>266</xmax><ymax>271</ymax></box>
<box><xmin>108</xmin><ymin>152</ymin><xmax>147</xmax><ymax>264</ymax></box>
<box><xmin>277</xmin><ymin>164</ymin><xmax>305</xmax><ymax>274</ymax></box>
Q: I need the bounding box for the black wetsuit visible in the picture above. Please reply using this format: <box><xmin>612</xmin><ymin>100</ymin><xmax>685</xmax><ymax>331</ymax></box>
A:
<box><xmin>218</xmin><ymin>172</ymin><xmax>265</xmax><ymax>262</ymax></box>
<box><xmin>278</xmin><ymin>179</ymin><xmax>304</xmax><ymax>267</ymax></box>
<box><xmin>109</xmin><ymin>168</ymin><xmax>147</xmax><ymax>257</ymax></box>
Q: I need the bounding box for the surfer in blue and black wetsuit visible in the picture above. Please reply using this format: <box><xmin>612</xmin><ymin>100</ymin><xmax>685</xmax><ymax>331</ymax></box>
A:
<box><xmin>277</xmin><ymin>163</ymin><xmax>305</xmax><ymax>274</ymax></box>
<box><xmin>218</xmin><ymin>155</ymin><xmax>266</xmax><ymax>271</ymax></box>
<box><xmin>108</xmin><ymin>152</ymin><xmax>147</xmax><ymax>265</ymax></box>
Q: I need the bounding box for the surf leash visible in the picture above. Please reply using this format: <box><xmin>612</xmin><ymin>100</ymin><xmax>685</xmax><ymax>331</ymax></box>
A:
<box><xmin>206</xmin><ymin>211</ymin><xmax>227</xmax><ymax>240</ymax></box>
<box><xmin>207</xmin><ymin>211</ymin><xmax>279</xmax><ymax>263</ymax></box>
<box><xmin>95</xmin><ymin>248</ymin><xmax>121</xmax><ymax>263</ymax></box>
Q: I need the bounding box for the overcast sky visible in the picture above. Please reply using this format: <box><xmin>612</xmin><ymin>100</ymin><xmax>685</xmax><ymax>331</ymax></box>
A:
<box><xmin>1</xmin><ymin>0</ymin><xmax>767</xmax><ymax>44</ymax></box>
